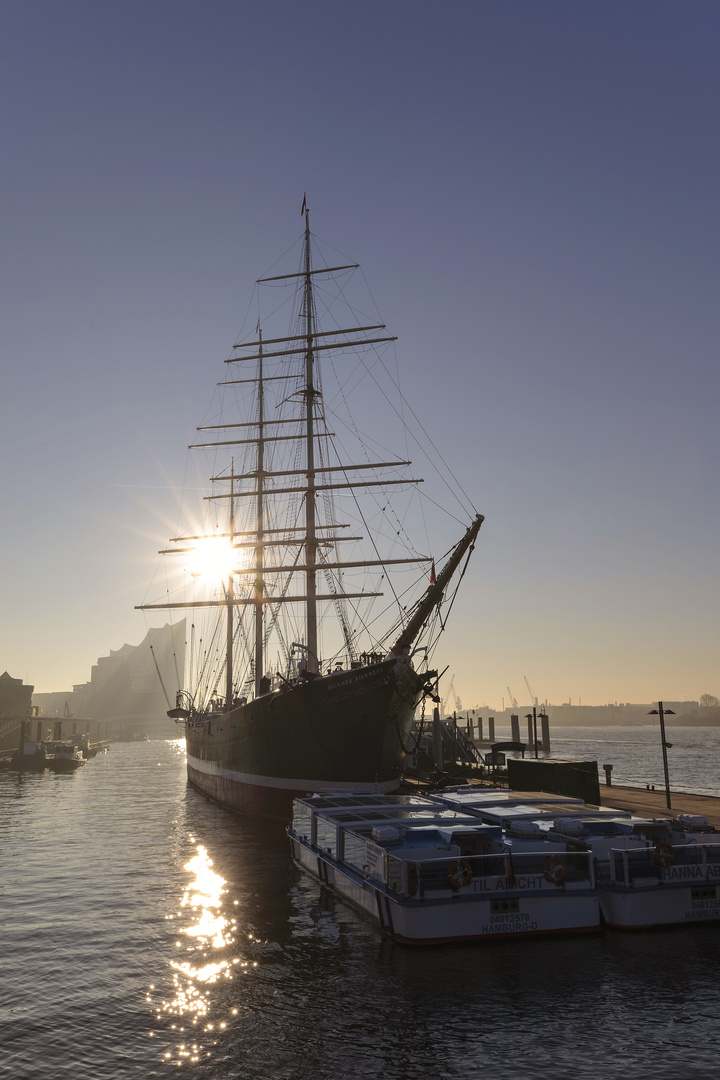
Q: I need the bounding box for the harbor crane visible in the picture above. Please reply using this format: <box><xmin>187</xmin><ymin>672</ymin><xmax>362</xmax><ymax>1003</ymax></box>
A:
<box><xmin>443</xmin><ymin>675</ymin><xmax>462</xmax><ymax>717</ymax></box>
<box><xmin>523</xmin><ymin>675</ymin><xmax>538</xmax><ymax>708</ymax></box>
<box><xmin>506</xmin><ymin>686</ymin><xmax>518</xmax><ymax>708</ymax></box>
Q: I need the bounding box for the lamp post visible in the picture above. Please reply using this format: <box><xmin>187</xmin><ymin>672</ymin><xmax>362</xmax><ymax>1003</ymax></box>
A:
<box><xmin>648</xmin><ymin>701</ymin><xmax>675</xmax><ymax>809</ymax></box>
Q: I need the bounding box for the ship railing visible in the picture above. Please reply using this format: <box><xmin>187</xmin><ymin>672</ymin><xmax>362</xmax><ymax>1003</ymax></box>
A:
<box><xmin>610</xmin><ymin>842</ymin><xmax>720</xmax><ymax>888</ymax></box>
<box><xmin>383</xmin><ymin>848</ymin><xmax>594</xmax><ymax>900</ymax></box>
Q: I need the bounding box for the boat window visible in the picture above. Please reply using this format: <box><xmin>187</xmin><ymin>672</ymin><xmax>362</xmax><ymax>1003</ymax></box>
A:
<box><xmin>342</xmin><ymin>831</ymin><xmax>368</xmax><ymax>872</ymax></box>
<box><xmin>386</xmin><ymin>853</ymin><xmax>404</xmax><ymax>895</ymax></box>
<box><xmin>316</xmin><ymin>816</ymin><xmax>338</xmax><ymax>857</ymax></box>
<box><xmin>292</xmin><ymin>804</ymin><xmax>312</xmax><ymax>839</ymax></box>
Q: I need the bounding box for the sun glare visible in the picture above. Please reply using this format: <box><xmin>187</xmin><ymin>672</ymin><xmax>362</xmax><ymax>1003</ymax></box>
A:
<box><xmin>185</xmin><ymin>537</ymin><xmax>237</xmax><ymax>584</ymax></box>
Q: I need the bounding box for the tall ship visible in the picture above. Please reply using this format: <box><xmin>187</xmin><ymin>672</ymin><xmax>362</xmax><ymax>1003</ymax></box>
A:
<box><xmin>138</xmin><ymin>203</ymin><xmax>483</xmax><ymax>820</ymax></box>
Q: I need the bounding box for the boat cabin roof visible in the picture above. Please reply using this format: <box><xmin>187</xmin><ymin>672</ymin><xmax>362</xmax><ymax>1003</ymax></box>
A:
<box><xmin>299</xmin><ymin>793</ymin><xmax>434</xmax><ymax>812</ymax></box>
<box><xmin>432</xmin><ymin>789</ymin><xmax>584</xmax><ymax>809</ymax></box>
<box><xmin>454</xmin><ymin>803</ymin><xmax>632</xmax><ymax>826</ymax></box>
<box><xmin>293</xmin><ymin>794</ymin><xmax>503</xmax><ymax>840</ymax></box>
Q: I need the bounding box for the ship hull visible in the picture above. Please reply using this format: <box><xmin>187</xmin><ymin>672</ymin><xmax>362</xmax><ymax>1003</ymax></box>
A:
<box><xmin>183</xmin><ymin>656</ymin><xmax>426</xmax><ymax>821</ymax></box>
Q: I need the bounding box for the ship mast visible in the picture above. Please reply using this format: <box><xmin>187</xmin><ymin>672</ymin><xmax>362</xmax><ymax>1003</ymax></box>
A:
<box><xmin>254</xmin><ymin>332</ymin><xmax>265</xmax><ymax>694</ymax></box>
<box><xmin>226</xmin><ymin>460</ymin><xmax>235</xmax><ymax>707</ymax></box>
<box><xmin>302</xmin><ymin>206</ymin><xmax>319</xmax><ymax>672</ymax></box>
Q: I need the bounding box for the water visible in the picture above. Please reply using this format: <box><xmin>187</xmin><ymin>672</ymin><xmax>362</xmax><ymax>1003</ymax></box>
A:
<box><xmin>534</xmin><ymin>725</ymin><xmax>720</xmax><ymax>797</ymax></box>
<box><xmin>2</xmin><ymin>732</ymin><xmax>720</xmax><ymax>1079</ymax></box>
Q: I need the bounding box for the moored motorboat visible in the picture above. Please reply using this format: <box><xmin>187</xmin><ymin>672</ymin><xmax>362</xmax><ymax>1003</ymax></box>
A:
<box><xmin>44</xmin><ymin>741</ymin><xmax>86</xmax><ymax>772</ymax></box>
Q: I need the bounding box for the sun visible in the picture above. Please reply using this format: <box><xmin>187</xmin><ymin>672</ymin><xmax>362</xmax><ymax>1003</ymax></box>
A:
<box><xmin>184</xmin><ymin>536</ymin><xmax>237</xmax><ymax>585</ymax></box>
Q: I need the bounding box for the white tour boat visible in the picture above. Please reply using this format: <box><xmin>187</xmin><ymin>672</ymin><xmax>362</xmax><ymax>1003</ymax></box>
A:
<box><xmin>288</xmin><ymin>792</ymin><xmax>599</xmax><ymax>944</ymax></box>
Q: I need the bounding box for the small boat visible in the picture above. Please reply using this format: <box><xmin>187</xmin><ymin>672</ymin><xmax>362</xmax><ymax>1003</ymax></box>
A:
<box><xmin>44</xmin><ymin>741</ymin><xmax>86</xmax><ymax>772</ymax></box>
<box><xmin>287</xmin><ymin>792</ymin><xmax>599</xmax><ymax>944</ymax></box>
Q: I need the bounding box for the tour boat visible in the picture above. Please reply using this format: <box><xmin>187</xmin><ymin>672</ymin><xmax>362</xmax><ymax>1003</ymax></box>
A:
<box><xmin>287</xmin><ymin>792</ymin><xmax>599</xmax><ymax>944</ymax></box>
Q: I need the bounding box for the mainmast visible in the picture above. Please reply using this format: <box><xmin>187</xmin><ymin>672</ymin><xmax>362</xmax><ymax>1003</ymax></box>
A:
<box><xmin>302</xmin><ymin>206</ymin><xmax>319</xmax><ymax>672</ymax></box>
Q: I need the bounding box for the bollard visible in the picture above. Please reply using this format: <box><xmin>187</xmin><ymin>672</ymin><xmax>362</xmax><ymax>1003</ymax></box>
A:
<box><xmin>603</xmin><ymin>764</ymin><xmax>613</xmax><ymax>786</ymax></box>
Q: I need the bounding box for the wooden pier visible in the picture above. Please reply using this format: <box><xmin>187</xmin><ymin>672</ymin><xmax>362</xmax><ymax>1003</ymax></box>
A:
<box><xmin>599</xmin><ymin>783</ymin><xmax>720</xmax><ymax>829</ymax></box>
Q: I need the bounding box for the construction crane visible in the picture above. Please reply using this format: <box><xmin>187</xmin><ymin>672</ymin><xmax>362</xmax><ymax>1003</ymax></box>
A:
<box><xmin>506</xmin><ymin>686</ymin><xmax>518</xmax><ymax>708</ymax></box>
<box><xmin>523</xmin><ymin>675</ymin><xmax>538</xmax><ymax>708</ymax></box>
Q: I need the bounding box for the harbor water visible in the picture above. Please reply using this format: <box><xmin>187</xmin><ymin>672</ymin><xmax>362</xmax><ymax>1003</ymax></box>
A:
<box><xmin>2</xmin><ymin>729</ymin><xmax>720</xmax><ymax>1079</ymax></box>
<box><xmin>526</xmin><ymin>724</ymin><xmax>720</xmax><ymax>797</ymax></box>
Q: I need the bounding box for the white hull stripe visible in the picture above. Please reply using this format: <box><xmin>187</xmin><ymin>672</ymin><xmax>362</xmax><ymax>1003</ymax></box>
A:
<box><xmin>186</xmin><ymin>752</ymin><xmax>399</xmax><ymax>794</ymax></box>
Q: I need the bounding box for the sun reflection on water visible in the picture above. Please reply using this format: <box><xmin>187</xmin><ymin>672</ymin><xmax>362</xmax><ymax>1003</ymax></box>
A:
<box><xmin>152</xmin><ymin>841</ymin><xmax>253</xmax><ymax>1064</ymax></box>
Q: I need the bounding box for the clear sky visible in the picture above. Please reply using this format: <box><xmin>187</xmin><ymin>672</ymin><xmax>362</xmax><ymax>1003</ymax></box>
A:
<box><xmin>2</xmin><ymin>1</ymin><xmax>718</xmax><ymax>708</ymax></box>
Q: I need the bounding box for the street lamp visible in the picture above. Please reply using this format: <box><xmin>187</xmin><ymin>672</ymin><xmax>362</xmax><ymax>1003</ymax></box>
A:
<box><xmin>648</xmin><ymin>701</ymin><xmax>675</xmax><ymax>809</ymax></box>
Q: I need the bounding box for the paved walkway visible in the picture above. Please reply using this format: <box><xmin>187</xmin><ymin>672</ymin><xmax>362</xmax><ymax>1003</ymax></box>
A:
<box><xmin>600</xmin><ymin>783</ymin><xmax>720</xmax><ymax>828</ymax></box>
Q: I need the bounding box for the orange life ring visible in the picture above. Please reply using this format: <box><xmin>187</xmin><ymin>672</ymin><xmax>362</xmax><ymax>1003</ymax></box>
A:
<box><xmin>653</xmin><ymin>841</ymin><xmax>675</xmax><ymax>868</ymax></box>
<box><xmin>447</xmin><ymin>859</ymin><xmax>473</xmax><ymax>891</ymax></box>
<box><xmin>543</xmin><ymin>854</ymin><xmax>566</xmax><ymax>884</ymax></box>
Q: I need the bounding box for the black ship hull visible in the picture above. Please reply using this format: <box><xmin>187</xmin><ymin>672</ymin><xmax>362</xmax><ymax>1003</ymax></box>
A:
<box><xmin>183</xmin><ymin>656</ymin><xmax>425</xmax><ymax>821</ymax></box>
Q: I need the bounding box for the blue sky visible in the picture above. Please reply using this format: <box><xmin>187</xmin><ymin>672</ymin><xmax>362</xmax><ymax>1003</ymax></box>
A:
<box><xmin>1</xmin><ymin>1</ymin><xmax>718</xmax><ymax>707</ymax></box>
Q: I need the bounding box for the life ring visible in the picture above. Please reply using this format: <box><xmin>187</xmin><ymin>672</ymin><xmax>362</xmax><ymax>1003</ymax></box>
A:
<box><xmin>447</xmin><ymin>859</ymin><xmax>473</xmax><ymax>891</ymax></box>
<box><xmin>543</xmin><ymin>854</ymin><xmax>566</xmax><ymax>884</ymax></box>
<box><xmin>653</xmin><ymin>841</ymin><xmax>675</xmax><ymax>868</ymax></box>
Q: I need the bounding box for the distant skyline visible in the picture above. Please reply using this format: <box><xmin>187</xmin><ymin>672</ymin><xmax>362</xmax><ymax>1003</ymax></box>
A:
<box><xmin>2</xmin><ymin>1</ymin><xmax>719</xmax><ymax>706</ymax></box>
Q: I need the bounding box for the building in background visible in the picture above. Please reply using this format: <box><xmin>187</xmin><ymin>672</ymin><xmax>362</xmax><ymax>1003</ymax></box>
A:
<box><xmin>0</xmin><ymin>671</ymin><xmax>34</xmax><ymax>718</ymax></box>
<box><xmin>32</xmin><ymin>621</ymin><xmax>185</xmax><ymax>725</ymax></box>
